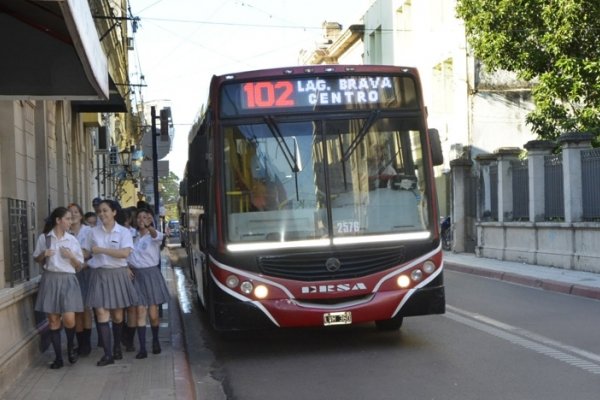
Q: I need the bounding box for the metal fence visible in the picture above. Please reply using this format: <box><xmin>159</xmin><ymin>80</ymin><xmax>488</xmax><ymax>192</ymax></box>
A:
<box><xmin>544</xmin><ymin>154</ymin><xmax>564</xmax><ymax>220</ymax></box>
<box><xmin>489</xmin><ymin>164</ymin><xmax>498</xmax><ymax>220</ymax></box>
<box><xmin>582</xmin><ymin>148</ymin><xmax>600</xmax><ymax>221</ymax></box>
<box><xmin>511</xmin><ymin>159</ymin><xmax>529</xmax><ymax>220</ymax></box>
<box><xmin>6</xmin><ymin>198</ymin><xmax>30</xmax><ymax>287</ymax></box>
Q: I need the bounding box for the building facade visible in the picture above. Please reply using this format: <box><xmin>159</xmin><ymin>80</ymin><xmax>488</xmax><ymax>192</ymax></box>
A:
<box><xmin>301</xmin><ymin>0</ymin><xmax>538</xmax><ymax>251</ymax></box>
<box><xmin>0</xmin><ymin>0</ymin><xmax>137</xmax><ymax>391</ymax></box>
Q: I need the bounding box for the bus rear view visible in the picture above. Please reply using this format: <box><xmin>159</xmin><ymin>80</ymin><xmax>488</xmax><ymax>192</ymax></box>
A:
<box><xmin>186</xmin><ymin>65</ymin><xmax>445</xmax><ymax>331</ymax></box>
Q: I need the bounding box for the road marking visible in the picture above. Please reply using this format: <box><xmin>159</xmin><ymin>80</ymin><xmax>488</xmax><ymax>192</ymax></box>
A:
<box><xmin>446</xmin><ymin>305</ymin><xmax>600</xmax><ymax>375</ymax></box>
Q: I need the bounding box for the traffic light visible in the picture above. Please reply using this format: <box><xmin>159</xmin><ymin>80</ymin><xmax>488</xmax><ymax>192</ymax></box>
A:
<box><xmin>160</xmin><ymin>107</ymin><xmax>172</xmax><ymax>140</ymax></box>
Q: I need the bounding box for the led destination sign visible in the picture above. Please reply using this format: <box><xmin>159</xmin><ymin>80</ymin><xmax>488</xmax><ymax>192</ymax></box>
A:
<box><xmin>220</xmin><ymin>75</ymin><xmax>417</xmax><ymax>116</ymax></box>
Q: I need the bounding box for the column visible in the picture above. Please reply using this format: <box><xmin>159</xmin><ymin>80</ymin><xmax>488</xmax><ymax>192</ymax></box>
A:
<box><xmin>523</xmin><ymin>140</ymin><xmax>555</xmax><ymax>222</ymax></box>
<box><xmin>558</xmin><ymin>132</ymin><xmax>593</xmax><ymax>223</ymax></box>
<box><xmin>450</xmin><ymin>158</ymin><xmax>473</xmax><ymax>252</ymax></box>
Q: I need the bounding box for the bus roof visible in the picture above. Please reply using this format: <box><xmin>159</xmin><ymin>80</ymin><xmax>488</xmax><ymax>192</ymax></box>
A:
<box><xmin>210</xmin><ymin>64</ymin><xmax>420</xmax><ymax>86</ymax></box>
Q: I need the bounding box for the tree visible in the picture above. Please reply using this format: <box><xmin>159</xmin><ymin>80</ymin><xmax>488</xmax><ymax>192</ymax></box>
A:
<box><xmin>456</xmin><ymin>0</ymin><xmax>600</xmax><ymax>142</ymax></box>
<box><xmin>159</xmin><ymin>171</ymin><xmax>180</xmax><ymax>221</ymax></box>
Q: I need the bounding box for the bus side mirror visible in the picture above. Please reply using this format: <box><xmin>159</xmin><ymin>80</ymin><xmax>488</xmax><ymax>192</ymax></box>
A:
<box><xmin>428</xmin><ymin>128</ymin><xmax>444</xmax><ymax>166</ymax></box>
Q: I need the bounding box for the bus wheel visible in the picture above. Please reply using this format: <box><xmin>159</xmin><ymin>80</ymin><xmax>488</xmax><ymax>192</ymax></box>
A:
<box><xmin>375</xmin><ymin>316</ymin><xmax>404</xmax><ymax>331</ymax></box>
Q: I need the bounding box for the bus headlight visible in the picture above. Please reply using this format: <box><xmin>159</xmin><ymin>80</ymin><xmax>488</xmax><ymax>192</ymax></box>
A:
<box><xmin>240</xmin><ymin>281</ymin><xmax>254</xmax><ymax>294</ymax></box>
<box><xmin>397</xmin><ymin>275</ymin><xmax>411</xmax><ymax>288</ymax></box>
<box><xmin>226</xmin><ymin>275</ymin><xmax>240</xmax><ymax>288</ymax></box>
<box><xmin>423</xmin><ymin>261</ymin><xmax>436</xmax><ymax>274</ymax></box>
<box><xmin>254</xmin><ymin>285</ymin><xmax>269</xmax><ymax>299</ymax></box>
<box><xmin>411</xmin><ymin>269</ymin><xmax>423</xmax><ymax>282</ymax></box>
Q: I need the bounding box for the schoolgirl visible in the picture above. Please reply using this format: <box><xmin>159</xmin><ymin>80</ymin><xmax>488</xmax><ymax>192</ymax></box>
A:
<box><xmin>84</xmin><ymin>199</ymin><xmax>138</xmax><ymax>366</ymax></box>
<box><xmin>121</xmin><ymin>206</ymin><xmax>139</xmax><ymax>351</ymax></box>
<box><xmin>128</xmin><ymin>207</ymin><xmax>170</xmax><ymax>359</ymax></box>
<box><xmin>33</xmin><ymin>207</ymin><xmax>84</xmax><ymax>369</ymax></box>
<box><xmin>67</xmin><ymin>202</ymin><xmax>93</xmax><ymax>356</ymax></box>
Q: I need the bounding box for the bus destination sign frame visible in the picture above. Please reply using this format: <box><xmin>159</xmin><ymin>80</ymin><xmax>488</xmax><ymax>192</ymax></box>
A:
<box><xmin>220</xmin><ymin>75</ymin><xmax>418</xmax><ymax>116</ymax></box>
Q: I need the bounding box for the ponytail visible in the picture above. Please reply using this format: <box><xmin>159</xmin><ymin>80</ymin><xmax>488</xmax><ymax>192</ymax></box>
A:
<box><xmin>42</xmin><ymin>207</ymin><xmax>69</xmax><ymax>234</ymax></box>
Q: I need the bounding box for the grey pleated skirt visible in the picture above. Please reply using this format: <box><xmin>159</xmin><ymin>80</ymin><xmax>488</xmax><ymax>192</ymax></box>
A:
<box><xmin>86</xmin><ymin>267</ymin><xmax>139</xmax><ymax>309</ymax></box>
<box><xmin>35</xmin><ymin>271</ymin><xmax>84</xmax><ymax>314</ymax></box>
<box><xmin>76</xmin><ymin>267</ymin><xmax>91</xmax><ymax>301</ymax></box>
<box><xmin>132</xmin><ymin>267</ymin><xmax>171</xmax><ymax>306</ymax></box>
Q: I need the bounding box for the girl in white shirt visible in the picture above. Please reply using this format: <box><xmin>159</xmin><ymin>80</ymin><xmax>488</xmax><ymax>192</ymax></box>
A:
<box><xmin>68</xmin><ymin>203</ymin><xmax>93</xmax><ymax>357</ymax></box>
<box><xmin>128</xmin><ymin>208</ymin><xmax>170</xmax><ymax>359</ymax></box>
<box><xmin>84</xmin><ymin>200</ymin><xmax>138</xmax><ymax>367</ymax></box>
<box><xmin>33</xmin><ymin>207</ymin><xmax>84</xmax><ymax>369</ymax></box>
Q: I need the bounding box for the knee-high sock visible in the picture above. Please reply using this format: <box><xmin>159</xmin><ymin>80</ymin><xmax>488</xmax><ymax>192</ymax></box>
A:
<box><xmin>64</xmin><ymin>327</ymin><xmax>76</xmax><ymax>352</ymax></box>
<box><xmin>151</xmin><ymin>325</ymin><xmax>159</xmax><ymax>343</ymax></box>
<box><xmin>137</xmin><ymin>326</ymin><xmax>147</xmax><ymax>352</ymax></box>
<box><xmin>112</xmin><ymin>321</ymin><xmax>123</xmax><ymax>350</ymax></box>
<box><xmin>97</xmin><ymin>322</ymin><xmax>112</xmax><ymax>358</ymax></box>
<box><xmin>50</xmin><ymin>328</ymin><xmax>62</xmax><ymax>361</ymax></box>
<box><xmin>95</xmin><ymin>314</ymin><xmax>103</xmax><ymax>347</ymax></box>
<box><xmin>125</xmin><ymin>325</ymin><xmax>136</xmax><ymax>346</ymax></box>
<box><xmin>84</xmin><ymin>328</ymin><xmax>92</xmax><ymax>347</ymax></box>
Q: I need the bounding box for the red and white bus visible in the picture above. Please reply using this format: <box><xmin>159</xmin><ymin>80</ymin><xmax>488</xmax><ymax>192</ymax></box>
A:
<box><xmin>183</xmin><ymin>65</ymin><xmax>445</xmax><ymax>331</ymax></box>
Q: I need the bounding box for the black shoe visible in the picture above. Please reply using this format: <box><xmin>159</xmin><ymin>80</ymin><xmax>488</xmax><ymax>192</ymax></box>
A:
<box><xmin>152</xmin><ymin>341</ymin><xmax>161</xmax><ymax>355</ymax></box>
<box><xmin>50</xmin><ymin>359</ymin><xmax>64</xmax><ymax>369</ymax></box>
<box><xmin>96</xmin><ymin>356</ymin><xmax>114</xmax><ymax>367</ymax></box>
<box><xmin>113</xmin><ymin>347</ymin><xmax>123</xmax><ymax>360</ymax></box>
<box><xmin>135</xmin><ymin>350</ymin><xmax>148</xmax><ymax>359</ymax></box>
<box><xmin>67</xmin><ymin>348</ymin><xmax>78</xmax><ymax>364</ymax></box>
<box><xmin>125</xmin><ymin>343</ymin><xmax>135</xmax><ymax>352</ymax></box>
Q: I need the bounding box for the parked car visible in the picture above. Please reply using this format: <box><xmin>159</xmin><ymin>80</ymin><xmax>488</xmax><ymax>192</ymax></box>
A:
<box><xmin>167</xmin><ymin>220</ymin><xmax>180</xmax><ymax>238</ymax></box>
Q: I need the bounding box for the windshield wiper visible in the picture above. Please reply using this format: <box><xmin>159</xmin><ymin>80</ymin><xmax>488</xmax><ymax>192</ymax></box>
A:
<box><xmin>342</xmin><ymin>110</ymin><xmax>380</xmax><ymax>162</ymax></box>
<box><xmin>263</xmin><ymin>116</ymin><xmax>300</xmax><ymax>173</ymax></box>
<box><xmin>263</xmin><ymin>116</ymin><xmax>302</xmax><ymax>201</ymax></box>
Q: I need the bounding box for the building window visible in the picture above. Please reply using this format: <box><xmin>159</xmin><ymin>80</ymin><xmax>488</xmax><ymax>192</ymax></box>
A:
<box><xmin>5</xmin><ymin>198</ymin><xmax>29</xmax><ymax>287</ymax></box>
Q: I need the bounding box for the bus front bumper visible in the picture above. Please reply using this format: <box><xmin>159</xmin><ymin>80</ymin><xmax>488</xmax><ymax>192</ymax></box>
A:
<box><xmin>210</xmin><ymin>273</ymin><xmax>445</xmax><ymax>331</ymax></box>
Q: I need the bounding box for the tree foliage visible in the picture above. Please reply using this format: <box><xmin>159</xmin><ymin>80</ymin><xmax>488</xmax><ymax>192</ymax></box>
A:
<box><xmin>159</xmin><ymin>171</ymin><xmax>181</xmax><ymax>221</ymax></box>
<box><xmin>159</xmin><ymin>171</ymin><xmax>180</xmax><ymax>205</ymax></box>
<box><xmin>456</xmin><ymin>0</ymin><xmax>600</xmax><ymax>142</ymax></box>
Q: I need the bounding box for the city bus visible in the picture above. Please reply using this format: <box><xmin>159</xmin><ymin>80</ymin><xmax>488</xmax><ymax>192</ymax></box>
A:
<box><xmin>184</xmin><ymin>64</ymin><xmax>445</xmax><ymax>331</ymax></box>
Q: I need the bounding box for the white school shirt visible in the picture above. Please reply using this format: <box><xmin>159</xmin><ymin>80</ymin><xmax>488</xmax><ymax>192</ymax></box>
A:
<box><xmin>33</xmin><ymin>230</ymin><xmax>84</xmax><ymax>274</ymax></box>
<box><xmin>84</xmin><ymin>223</ymin><xmax>133</xmax><ymax>269</ymax></box>
<box><xmin>71</xmin><ymin>224</ymin><xmax>92</xmax><ymax>248</ymax></box>
<box><xmin>129</xmin><ymin>226</ymin><xmax>137</xmax><ymax>239</ymax></box>
<box><xmin>128</xmin><ymin>230</ymin><xmax>164</xmax><ymax>269</ymax></box>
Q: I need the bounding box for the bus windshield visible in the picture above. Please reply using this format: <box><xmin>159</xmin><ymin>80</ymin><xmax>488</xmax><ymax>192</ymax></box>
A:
<box><xmin>223</xmin><ymin>115</ymin><xmax>429</xmax><ymax>245</ymax></box>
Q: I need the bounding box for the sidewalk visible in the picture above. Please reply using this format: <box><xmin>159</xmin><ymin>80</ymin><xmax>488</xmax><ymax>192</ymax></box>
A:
<box><xmin>1</xmin><ymin>249</ymin><xmax>194</xmax><ymax>400</ymax></box>
<box><xmin>4</xmin><ymin>251</ymin><xmax>598</xmax><ymax>400</ymax></box>
<box><xmin>444</xmin><ymin>251</ymin><xmax>600</xmax><ymax>300</ymax></box>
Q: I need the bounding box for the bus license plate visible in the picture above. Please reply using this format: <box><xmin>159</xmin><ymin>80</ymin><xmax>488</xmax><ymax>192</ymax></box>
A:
<box><xmin>323</xmin><ymin>311</ymin><xmax>352</xmax><ymax>326</ymax></box>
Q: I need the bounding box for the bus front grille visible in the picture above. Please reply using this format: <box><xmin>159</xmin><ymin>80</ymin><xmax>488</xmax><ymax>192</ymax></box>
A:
<box><xmin>257</xmin><ymin>246</ymin><xmax>406</xmax><ymax>281</ymax></box>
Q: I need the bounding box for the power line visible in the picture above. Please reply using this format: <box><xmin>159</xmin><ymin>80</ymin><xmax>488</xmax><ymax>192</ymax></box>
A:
<box><xmin>140</xmin><ymin>16</ymin><xmax>325</xmax><ymax>31</ymax></box>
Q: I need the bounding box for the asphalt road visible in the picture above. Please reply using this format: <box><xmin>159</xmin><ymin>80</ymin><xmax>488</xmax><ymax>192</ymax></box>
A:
<box><xmin>167</xmin><ymin>246</ymin><xmax>600</xmax><ymax>400</ymax></box>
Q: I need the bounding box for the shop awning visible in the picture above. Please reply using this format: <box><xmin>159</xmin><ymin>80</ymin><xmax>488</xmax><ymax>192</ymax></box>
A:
<box><xmin>72</xmin><ymin>76</ymin><xmax>127</xmax><ymax>113</ymax></box>
<box><xmin>0</xmin><ymin>0</ymin><xmax>108</xmax><ymax>100</ymax></box>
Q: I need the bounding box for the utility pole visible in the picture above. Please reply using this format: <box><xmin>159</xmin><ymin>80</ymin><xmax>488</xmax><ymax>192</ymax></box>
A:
<box><xmin>151</xmin><ymin>106</ymin><xmax>160</xmax><ymax>222</ymax></box>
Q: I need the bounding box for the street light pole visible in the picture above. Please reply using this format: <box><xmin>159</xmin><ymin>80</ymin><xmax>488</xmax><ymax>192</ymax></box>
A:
<box><xmin>151</xmin><ymin>106</ymin><xmax>160</xmax><ymax>222</ymax></box>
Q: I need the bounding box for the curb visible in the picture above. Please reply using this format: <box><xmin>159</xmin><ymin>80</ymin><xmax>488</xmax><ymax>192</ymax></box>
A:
<box><xmin>170</xmin><ymin>291</ymin><xmax>197</xmax><ymax>400</ymax></box>
<box><xmin>445</xmin><ymin>262</ymin><xmax>600</xmax><ymax>301</ymax></box>
<box><xmin>164</xmin><ymin>247</ymin><xmax>197</xmax><ymax>400</ymax></box>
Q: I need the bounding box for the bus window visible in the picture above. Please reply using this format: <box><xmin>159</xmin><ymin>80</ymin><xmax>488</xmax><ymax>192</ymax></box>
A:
<box><xmin>224</xmin><ymin>123</ymin><xmax>327</xmax><ymax>242</ymax></box>
<box><xmin>323</xmin><ymin>117</ymin><xmax>427</xmax><ymax>237</ymax></box>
